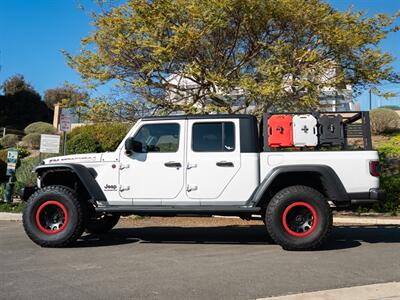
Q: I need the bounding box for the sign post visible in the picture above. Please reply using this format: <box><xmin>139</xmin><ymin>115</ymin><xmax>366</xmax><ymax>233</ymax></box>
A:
<box><xmin>4</xmin><ymin>148</ymin><xmax>18</xmax><ymax>203</ymax></box>
<box><xmin>59</xmin><ymin>113</ymin><xmax>71</xmax><ymax>155</ymax></box>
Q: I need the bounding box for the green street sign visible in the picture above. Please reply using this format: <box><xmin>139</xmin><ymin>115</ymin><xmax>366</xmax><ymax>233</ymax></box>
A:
<box><xmin>6</xmin><ymin>148</ymin><xmax>18</xmax><ymax>176</ymax></box>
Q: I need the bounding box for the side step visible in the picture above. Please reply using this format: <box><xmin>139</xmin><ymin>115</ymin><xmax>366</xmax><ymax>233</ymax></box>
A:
<box><xmin>95</xmin><ymin>206</ymin><xmax>262</xmax><ymax>217</ymax></box>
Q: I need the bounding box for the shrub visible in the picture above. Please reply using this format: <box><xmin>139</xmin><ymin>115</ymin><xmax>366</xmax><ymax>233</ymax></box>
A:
<box><xmin>0</xmin><ymin>147</ymin><xmax>32</xmax><ymax>183</ymax></box>
<box><xmin>15</xmin><ymin>156</ymin><xmax>41</xmax><ymax>191</ymax></box>
<box><xmin>0</xmin><ymin>134</ymin><xmax>19</xmax><ymax>148</ymax></box>
<box><xmin>374</xmin><ymin>133</ymin><xmax>400</xmax><ymax>213</ymax></box>
<box><xmin>16</xmin><ymin>147</ymin><xmax>30</xmax><ymax>159</ymax></box>
<box><xmin>22</xmin><ymin>133</ymin><xmax>41</xmax><ymax>149</ymax></box>
<box><xmin>67</xmin><ymin>132</ymin><xmax>101</xmax><ymax>154</ymax></box>
<box><xmin>92</xmin><ymin>123</ymin><xmax>131</xmax><ymax>151</ymax></box>
<box><xmin>68</xmin><ymin>122</ymin><xmax>131</xmax><ymax>153</ymax></box>
<box><xmin>0</xmin><ymin>202</ymin><xmax>26</xmax><ymax>212</ymax></box>
<box><xmin>24</xmin><ymin>122</ymin><xmax>56</xmax><ymax>135</ymax></box>
<box><xmin>0</xmin><ymin>183</ymin><xmax>4</xmax><ymax>201</ymax></box>
<box><xmin>370</xmin><ymin>108</ymin><xmax>400</xmax><ymax>134</ymax></box>
<box><xmin>379</xmin><ymin>105</ymin><xmax>400</xmax><ymax>110</ymax></box>
<box><xmin>0</xmin><ymin>150</ymin><xmax>7</xmax><ymax>183</ymax></box>
<box><xmin>379</xmin><ymin>175</ymin><xmax>400</xmax><ymax>213</ymax></box>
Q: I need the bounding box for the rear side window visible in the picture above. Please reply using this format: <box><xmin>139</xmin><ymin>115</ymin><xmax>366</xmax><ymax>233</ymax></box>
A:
<box><xmin>192</xmin><ymin>122</ymin><xmax>235</xmax><ymax>152</ymax></box>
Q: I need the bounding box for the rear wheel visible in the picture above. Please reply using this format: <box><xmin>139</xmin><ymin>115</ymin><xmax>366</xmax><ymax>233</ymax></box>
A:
<box><xmin>23</xmin><ymin>185</ymin><xmax>85</xmax><ymax>247</ymax></box>
<box><xmin>265</xmin><ymin>185</ymin><xmax>332</xmax><ymax>250</ymax></box>
<box><xmin>85</xmin><ymin>214</ymin><xmax>120</xmax><ymax>234</ymax></box>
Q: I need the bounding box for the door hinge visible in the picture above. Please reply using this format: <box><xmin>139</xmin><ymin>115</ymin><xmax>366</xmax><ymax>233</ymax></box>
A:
<box><xmin>119</xmin><ymin>185</ymin><xmax>130</xmax><ymax>192</ymax></box>
<box><xmin>187</xmin><ymin>163</ymin><xmax>197</xmax><ymax>169</ymax></box>
<box><xmin>186</xmin><ymin>185</ymin><xmax>198</xmax><ymax>192</ymax></box>
<box><xmin>120</xmin><ymin>163</ymin><xmax>130</xmax><ymax>170</ymax></box>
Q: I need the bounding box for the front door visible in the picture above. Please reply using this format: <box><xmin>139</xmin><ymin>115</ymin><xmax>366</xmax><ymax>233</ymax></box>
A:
<box><xmin>119</xmin><ymin>120</ymin><xmax>185</xmax><ymax>205</ymax></box>
<box><xmin>186</xmin><ymin>119</ymin><xmax>241</xmax><ymax>201</ymax></box>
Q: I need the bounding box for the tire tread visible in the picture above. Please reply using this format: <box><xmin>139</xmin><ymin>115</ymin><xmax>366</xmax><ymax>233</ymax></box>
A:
<box><xmin>265</xmin><ymin>185</ymin><xmax>332</xmax><ymax>250</ymax></box>
<box><xmin>23</xmin><ymin>185</ymin><xmax>85</xmax><ymax>247</ymax></box>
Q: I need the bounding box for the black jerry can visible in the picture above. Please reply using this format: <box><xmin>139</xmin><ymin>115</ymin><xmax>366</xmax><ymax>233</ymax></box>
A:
<box><xmin>318</xmin><ymin>114</ymin><xmax>344</xmax><ymax>146</ymax></box>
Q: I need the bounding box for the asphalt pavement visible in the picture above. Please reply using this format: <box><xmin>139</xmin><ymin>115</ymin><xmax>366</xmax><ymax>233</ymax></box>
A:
<box><xmin>1</xmin><ymin>220</ymin><xmax>400</xmax><ymax>300</ymax></box>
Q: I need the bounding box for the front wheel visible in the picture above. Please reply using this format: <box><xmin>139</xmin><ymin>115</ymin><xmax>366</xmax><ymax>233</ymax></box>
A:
<box><xmin>265</xmin><ymin>185</ymin><xmax>332</xmax><ymax>251</ymax></box>
<box><xmin>23</xmin><ymin>185</ymin><xmax>85</xmax><ymax>247</ymax></box>
<box><xmin>85</xmin><ymin>214</ymin><xmax>120</xmax><ymax>234</ymax></box>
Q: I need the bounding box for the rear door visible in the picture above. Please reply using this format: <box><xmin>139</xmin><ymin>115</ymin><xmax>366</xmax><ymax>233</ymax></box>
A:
<box><xmin>186</xmin><ymin>119</ymin><xmax>241</xmax><ymax>200</ymax></box>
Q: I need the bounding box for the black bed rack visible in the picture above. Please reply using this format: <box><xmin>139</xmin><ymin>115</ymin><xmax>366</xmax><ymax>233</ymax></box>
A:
<box><xmin>260</xmin><ymin>111</ymin><xmax>372</xmax><ymax>151</ymax></box>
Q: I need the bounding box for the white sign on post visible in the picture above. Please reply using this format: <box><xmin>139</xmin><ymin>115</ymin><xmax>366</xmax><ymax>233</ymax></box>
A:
<box><xmin>59</xmin><ymin>113</ymin><xmax>71</xmax><ymax>132</ymax></box>
<box><xmin>40</xmin><ymin>134</ymin><xmax>61</xmax><ymax>154</ymax></box>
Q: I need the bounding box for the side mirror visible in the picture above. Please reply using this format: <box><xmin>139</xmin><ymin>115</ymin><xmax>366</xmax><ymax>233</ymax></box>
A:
<box><xmin>125</xmin><ymin>137</ymin><xmax>143</xmax><ymax>154</ymax></box>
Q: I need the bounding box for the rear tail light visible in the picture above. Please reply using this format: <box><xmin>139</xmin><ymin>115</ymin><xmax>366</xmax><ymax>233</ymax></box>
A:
<box><xmin>370</xmin><ymin>160</ymin><xmax>381</xmax><ymax>177</ymax></box>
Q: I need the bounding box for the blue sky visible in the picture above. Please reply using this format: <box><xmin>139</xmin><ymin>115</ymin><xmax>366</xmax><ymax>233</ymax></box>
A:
<box><xmin>0</xmin><ymin>0</ymin><xmax>399</xmax><ymax>110</ymax></box>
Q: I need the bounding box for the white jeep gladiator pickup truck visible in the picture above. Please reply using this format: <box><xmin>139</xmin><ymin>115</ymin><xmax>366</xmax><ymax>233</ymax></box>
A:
<box><xmin>22</xmin><ymin>112</ymin><xmax>386</xmax><ymax>250</ymax></box>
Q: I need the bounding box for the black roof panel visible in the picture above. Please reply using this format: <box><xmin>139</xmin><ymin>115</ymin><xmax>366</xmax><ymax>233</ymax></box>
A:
<box><xmin>141</xmin><ymin>114</ymin><xmax>254</xmax><ymax>121</ymax></box>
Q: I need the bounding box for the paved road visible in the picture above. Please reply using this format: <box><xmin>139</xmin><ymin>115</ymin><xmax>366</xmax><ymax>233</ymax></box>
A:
<box><xmin>1</xmin><ymin>220</ymin><xmax>400</xmax><ymax>300</ymax></box>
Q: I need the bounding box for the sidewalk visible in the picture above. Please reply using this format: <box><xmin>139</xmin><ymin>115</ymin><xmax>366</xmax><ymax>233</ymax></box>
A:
<box><xmin>257</xmin><ymin>282</ymin><xmax>400</xmax><ymax>300</ymax></box>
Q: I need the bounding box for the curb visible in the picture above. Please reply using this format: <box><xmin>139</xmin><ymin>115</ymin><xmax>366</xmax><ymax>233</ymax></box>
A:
<box><xmin>333</xmin><ymin>216</ymin><xmax>400</xmax><ymax>226</ymax></box>
<box><xmin>0</xmin><ymin>212</ymin><xmax>22</xmax><ymax>221</ymax></box>
<box><xmin>0</xmin><ymin>213</ymin><xmax>399</xmax><ymax>225</ymax></box>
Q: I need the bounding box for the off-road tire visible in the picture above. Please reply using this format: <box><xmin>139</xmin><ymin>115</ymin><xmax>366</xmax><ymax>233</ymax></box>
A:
<box><xmin>85</xmin><ymin>214</ymin><xmax>120</xmax><ymax>234</ymax></box>
<box><xmin>265</xmin><ymin>185</ymin><xmax>332</xmax><ymax>251</ymax></box>
<box><xmin>23</xmin><ymin>185</ymin><xmax>85</xmax><ymax>247</ymax></box>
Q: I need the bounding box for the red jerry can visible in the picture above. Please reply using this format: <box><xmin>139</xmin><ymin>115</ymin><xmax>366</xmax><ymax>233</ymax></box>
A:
<box><xmin>267</xmin><ymin>115</ymin><xmax>293</xmax><ymax>147</ymax></box>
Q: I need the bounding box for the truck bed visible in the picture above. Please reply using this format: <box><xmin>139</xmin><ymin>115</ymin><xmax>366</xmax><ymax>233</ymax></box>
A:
<box><xmin>260</xmin><ymin>151</ymin><xmax>379</xmax><ymax>194</ymax></box>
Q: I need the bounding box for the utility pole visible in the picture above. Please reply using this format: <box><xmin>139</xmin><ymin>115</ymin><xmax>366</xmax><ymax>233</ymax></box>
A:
<box><xmin>369</xmin><ymin>88</ymin><xmax>372</xmax><ymax>110</ymax></box>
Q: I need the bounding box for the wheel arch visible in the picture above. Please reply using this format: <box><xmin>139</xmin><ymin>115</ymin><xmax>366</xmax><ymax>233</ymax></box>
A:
<box><xmin>35</xmin><ymin>164</ymin><xmax>107</xmax><ymax>204</ymax></box>
<box><xmin>248</xmin><ymin>165</ymin><xmax>350</xmax><ymax>208</ymax></box>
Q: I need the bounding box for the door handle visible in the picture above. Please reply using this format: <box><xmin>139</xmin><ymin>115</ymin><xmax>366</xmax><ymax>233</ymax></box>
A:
<box><xmin>164</xmin><ymin>161</ymin><xmax>182</xmax><ymax>168</ymax></box>
<box><xmin>216</xmin><ymin>161</ymin><xmax>234</xmax><ymax>167</ymax></box>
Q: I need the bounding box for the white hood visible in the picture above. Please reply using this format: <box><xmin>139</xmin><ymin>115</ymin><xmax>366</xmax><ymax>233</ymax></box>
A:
<box><xmin>43</xmin><ymin>153</ymin><xmax>102</xmax><ymax>165</ymax></box>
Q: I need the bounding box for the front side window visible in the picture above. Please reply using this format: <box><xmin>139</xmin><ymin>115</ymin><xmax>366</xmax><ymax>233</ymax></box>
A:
<box><xmin>192</xmin><ymin>122</ymin><xmax>235</xmax><ymax>152</ymax></box>
<box><xmin>133</xmin><ymin>123</ymin><xmax>180</xmax><ymax>153</ymax></box>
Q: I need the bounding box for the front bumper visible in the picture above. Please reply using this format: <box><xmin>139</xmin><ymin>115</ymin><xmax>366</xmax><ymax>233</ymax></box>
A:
<box><xmin>350</xmin><ymin>188</ymin><xmax>386</xmax><ymax>206</ymax></box>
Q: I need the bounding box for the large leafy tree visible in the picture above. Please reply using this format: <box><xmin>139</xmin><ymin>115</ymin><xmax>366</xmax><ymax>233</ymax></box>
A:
<box><xmin>65</xmin><ymin>0</ymin><xmax>399</xmax><ymax>114</ymax></box>
<box><xmin>44</xmin><ymin>83</ymin><xmax>89</xmax><ymax>109</ymax></box>
<box><xmin>44</xmin><ymin>83</ymin><xmax>90</xmax><ymax>123</ymax></box>
<box><xmin>1</xmin><ymin>74</ymin><xmax>40</xmax><ymax>97</ymax></box>
<box><xmin>0</xmin><ymin>75</ymin><xmax>52</xmax><ymax>129</ymax></box>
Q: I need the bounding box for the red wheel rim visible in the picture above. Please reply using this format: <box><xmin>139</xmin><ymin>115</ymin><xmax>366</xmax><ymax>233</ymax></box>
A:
<box><xmin>35</xmin><ymin>201</ymin><xmax>69</xmax><ymax>234</ymax></box>
<box><xmin>282</xmin><ymin>202</ymin><xmax>318</xmax><ymax>237</ymax></box>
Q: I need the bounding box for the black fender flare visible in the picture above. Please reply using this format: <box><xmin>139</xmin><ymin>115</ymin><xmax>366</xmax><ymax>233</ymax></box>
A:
<box><xmin>35</xmin><ymin>163</ymin><xmax>107</xmax><ymax>202</ymax></box>
<box><xmin>248</xmin><ymin>164</ymin><xmax>350</xmax><ymax>206</ymax></box>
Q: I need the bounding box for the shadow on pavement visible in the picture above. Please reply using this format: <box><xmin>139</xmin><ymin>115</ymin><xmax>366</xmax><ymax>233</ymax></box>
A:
<box><xmin>75</xmin><ymin>225</ymin><xmax>400</xmax><ymax>250</ymax></box>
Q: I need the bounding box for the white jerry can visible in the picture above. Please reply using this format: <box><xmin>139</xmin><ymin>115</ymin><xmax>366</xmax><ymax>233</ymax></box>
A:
<box><xmin>292</xmin><ymin>114</ymin><xmax>318</xmax><ymax>147</ymax></box>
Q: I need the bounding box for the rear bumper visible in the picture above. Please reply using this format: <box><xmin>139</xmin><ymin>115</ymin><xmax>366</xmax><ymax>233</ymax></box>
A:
<box><xmin>349</xmin><ymin>188</ymin><xmax>386</xmax><ymax>206</ymax></box>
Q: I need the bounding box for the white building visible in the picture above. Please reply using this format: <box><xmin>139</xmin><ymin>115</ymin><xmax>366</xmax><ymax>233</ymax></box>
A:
<box><xmin>165</xmin><ymin>71</ymin><xmax>355</xmax><ymax>112</ymax></box>
<box><xmin>319</xmin><ymin>85</ymin><xmax>355</xmax><ymax>112</ymax></box>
